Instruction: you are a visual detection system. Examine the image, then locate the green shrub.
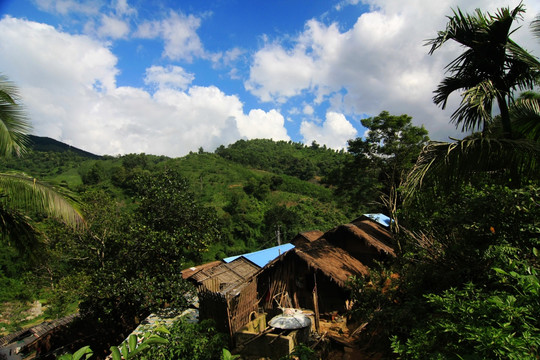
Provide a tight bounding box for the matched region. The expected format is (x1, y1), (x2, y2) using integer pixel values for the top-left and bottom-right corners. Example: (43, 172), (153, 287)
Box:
(140, 319), (226, 360)
(391, 252), (540, 359)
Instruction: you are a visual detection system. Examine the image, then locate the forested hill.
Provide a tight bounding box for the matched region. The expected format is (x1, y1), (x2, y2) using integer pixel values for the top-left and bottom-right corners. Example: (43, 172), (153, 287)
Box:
(0, 137), (362, 259)
(28, 135), (101, 159)
(22, 136), (349, 182)
(215, 139), (348, 180)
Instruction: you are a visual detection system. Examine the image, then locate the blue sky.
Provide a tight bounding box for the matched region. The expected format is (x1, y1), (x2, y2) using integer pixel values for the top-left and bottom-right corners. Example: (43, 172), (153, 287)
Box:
(0, 0), (539, 156)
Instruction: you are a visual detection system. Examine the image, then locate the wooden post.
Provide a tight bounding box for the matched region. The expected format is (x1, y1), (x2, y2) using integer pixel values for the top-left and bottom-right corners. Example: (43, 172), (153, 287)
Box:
(226, 298), (235, 346)
(312, 273), (320, 334)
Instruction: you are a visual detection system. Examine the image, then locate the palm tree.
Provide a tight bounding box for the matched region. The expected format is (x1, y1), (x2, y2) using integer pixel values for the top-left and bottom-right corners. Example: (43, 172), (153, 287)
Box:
(0, 74), (30, 157)
(404, 5), (540, 198)
(0, 74), (83, 252)
(511, 91), (540, 141)
(510, 17), (540, 142)
(427, 3), (539, 138)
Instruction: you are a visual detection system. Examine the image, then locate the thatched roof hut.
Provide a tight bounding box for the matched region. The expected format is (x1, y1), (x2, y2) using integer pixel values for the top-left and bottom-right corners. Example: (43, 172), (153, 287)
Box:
(293, 239), (369, 287)
(314, 216), (395, 266)
(291, 230), (324, 247)
(258, 237), (371, 314)
(262, 215), (396, 313)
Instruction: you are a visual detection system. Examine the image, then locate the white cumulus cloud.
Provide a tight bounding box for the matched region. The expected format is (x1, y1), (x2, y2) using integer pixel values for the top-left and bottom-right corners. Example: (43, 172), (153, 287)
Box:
(247, 0), (540, 141)
(135, 10), (204, 62)
(34, 0), (99, 15)
(0, 16), (289, 157)
(236, 109), (290, 141)
(96, 14), (130, 39)
(300, 112), (357, 150)
(144, 65), (195, 91)
(303, 104), (314, 115)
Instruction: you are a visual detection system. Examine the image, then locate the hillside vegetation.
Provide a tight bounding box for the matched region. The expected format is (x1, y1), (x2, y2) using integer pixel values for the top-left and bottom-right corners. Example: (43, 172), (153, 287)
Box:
(1, 5), (539, 358)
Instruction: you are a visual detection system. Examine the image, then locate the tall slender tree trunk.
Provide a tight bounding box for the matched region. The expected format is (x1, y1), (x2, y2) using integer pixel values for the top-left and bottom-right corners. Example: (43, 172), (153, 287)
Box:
(496, 94), (512, 139)
(496, 94), (521, 187)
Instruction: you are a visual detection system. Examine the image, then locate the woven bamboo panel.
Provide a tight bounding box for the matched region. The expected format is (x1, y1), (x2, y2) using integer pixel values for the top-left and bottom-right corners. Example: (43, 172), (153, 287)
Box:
(228, 280), (258, 335)
(192, 257), (259, 291)
(263, 255), (294, 310)
(201, 277), (220, 292)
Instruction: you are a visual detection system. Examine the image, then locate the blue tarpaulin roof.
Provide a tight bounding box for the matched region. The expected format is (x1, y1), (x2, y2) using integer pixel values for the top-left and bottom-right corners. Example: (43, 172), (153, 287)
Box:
(364, 213), (392, 227)
(223, 243), (295, 268)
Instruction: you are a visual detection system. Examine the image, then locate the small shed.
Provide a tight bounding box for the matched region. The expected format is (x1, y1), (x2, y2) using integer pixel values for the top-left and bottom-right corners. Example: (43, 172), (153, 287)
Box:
(183, 244), (296, 339)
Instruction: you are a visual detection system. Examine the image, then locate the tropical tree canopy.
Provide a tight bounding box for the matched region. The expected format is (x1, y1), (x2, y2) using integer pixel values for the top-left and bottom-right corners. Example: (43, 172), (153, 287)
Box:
(0, 74), (83, 251)
(404, 4), (540, 198)
(0, 74), (31, 157)
(427, 3), (540, 137)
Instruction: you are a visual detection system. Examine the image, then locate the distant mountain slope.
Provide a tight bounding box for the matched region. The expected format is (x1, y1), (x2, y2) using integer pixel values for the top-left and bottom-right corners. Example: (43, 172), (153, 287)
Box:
(28, 135), (101, 159)
(215, 139), (348, 180)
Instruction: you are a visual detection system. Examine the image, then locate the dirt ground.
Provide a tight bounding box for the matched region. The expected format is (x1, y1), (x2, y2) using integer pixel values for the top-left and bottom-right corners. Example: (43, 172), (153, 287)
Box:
(315, 314), (385, 360)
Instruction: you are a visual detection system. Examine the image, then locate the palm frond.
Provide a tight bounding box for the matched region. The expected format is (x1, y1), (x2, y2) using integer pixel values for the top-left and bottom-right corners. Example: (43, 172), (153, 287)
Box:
(0, 173), (84, 229)
(0, 205), (41, 255)
(531, 14), (540, 39)
(433, 74), (476, 109)
(511, 95), (540, 141)
(452, 80), (498, 132)
(505, 40), (540, 87)
(0, 74), (31, 157)
(403, 136), (540, 201)
(489, 2), (525, 39)
(506, 39), (540, 70)
(426, 8), (484, 54)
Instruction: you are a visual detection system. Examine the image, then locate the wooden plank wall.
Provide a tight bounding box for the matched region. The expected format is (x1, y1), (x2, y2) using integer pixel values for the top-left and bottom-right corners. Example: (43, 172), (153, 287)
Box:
(263, 256), (295, 310)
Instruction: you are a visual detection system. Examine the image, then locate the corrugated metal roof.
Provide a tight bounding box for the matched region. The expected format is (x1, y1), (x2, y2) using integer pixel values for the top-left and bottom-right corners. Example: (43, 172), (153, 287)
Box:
(223, 243), (295, 268)
(364, 213), (391, 227)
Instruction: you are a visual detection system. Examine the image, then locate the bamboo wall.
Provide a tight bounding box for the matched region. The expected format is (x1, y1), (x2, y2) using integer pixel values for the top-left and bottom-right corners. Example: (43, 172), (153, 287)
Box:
(198, 279), (258, 342)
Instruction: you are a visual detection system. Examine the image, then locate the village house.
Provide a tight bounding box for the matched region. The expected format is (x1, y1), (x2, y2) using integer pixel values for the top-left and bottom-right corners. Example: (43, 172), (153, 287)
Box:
(182, 214), (396, 357)
(0, 214), (396, 359)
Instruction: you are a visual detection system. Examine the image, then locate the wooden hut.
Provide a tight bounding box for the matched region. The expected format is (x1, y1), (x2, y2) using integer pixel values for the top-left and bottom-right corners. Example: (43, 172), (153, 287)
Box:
(182, 244), (295, 340)
(262, 215), (395, 316)
(258, 239), (369, 316)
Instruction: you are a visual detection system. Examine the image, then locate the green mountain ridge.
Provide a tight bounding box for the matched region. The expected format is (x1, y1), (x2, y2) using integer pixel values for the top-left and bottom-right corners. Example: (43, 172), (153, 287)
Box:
(1, 138), (358, 257)
(28, 135), (101, 159)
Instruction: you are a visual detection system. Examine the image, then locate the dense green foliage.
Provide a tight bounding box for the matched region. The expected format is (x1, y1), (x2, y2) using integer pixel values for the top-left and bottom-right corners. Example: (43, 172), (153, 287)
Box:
(46, 169), (219, 329)
(215, 138), (346, 180)
(347, 4), (540, 359)
(139, 319), (226, 360)
(3, 5), (539, 359)
(326, 111), (429, 219)
(391, 255), (540, 359)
